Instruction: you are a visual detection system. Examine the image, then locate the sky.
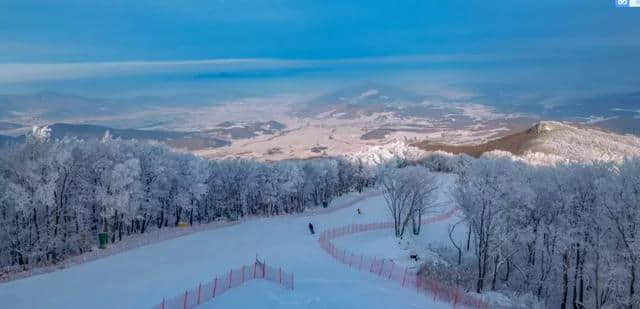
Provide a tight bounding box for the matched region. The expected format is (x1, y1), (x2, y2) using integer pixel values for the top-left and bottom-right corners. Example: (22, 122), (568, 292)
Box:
(0, 0), (639, 99)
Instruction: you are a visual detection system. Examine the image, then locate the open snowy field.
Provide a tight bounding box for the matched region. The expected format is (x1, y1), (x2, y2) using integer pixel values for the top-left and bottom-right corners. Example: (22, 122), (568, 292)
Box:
(0, 175), (458, 309)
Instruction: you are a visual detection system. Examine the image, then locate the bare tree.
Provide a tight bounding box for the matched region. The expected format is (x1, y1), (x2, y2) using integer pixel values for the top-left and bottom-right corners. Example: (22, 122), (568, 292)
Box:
(448, 220), (464, 265)
(410, 172), (439, 235)
(380, 166), (439, 238)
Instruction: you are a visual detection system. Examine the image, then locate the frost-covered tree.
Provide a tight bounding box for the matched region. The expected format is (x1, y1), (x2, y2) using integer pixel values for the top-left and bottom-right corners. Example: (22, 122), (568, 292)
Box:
(435, 156), (640, 308)
(453, 158), (515, 293)
(380, 166), (439, 237)
(0, 127), (378, 272)
(600, 159), (640, 308)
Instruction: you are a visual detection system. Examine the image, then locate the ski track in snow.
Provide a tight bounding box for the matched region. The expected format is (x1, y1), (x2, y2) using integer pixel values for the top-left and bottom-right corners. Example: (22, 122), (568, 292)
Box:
(0, 174), (458, 309)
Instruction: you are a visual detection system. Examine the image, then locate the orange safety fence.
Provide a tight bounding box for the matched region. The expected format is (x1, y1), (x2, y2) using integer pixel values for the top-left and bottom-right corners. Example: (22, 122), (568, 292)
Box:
(151, 258), (294, 309)
(318, 208), (492, 309)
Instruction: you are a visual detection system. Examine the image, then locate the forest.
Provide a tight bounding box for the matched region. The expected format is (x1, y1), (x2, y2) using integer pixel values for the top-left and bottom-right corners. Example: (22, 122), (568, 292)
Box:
(421, 155), (640, 309)
(0, 127), (375, 272)
(3, 127), (640, 309)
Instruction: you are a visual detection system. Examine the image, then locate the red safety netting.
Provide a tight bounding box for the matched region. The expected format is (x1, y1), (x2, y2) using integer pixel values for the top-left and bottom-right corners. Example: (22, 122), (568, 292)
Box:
(318, 208), (492, 309)
(151, 258), (294, 309)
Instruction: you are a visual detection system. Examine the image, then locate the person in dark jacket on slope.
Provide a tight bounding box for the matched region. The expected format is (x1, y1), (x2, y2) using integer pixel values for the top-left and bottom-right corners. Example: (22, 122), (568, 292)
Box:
(308, 222), (315, 234)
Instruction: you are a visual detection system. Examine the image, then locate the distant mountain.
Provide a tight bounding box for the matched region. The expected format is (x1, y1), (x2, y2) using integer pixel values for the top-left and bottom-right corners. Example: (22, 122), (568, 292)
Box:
(412, 121), (640, 163)
(45, 123), (230, 150)
(514, 121), (640, 163)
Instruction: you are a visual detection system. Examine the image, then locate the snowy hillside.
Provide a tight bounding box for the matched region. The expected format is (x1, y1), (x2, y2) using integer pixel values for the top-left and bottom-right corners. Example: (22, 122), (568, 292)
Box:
(413, 121), (640, 165)
(522, 121), (640, 163)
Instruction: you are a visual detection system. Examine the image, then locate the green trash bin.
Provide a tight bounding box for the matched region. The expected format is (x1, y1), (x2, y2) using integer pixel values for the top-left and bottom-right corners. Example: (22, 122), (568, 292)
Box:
(98, 232), (108, 249)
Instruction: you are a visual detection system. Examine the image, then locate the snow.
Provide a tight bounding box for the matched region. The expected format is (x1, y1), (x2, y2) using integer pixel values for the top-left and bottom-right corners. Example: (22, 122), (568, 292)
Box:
(524, 121), (640, 163)
(355, 89), (380, 101)
(483, 121), (640, 165)
(346, 141), (426, 166)
(332, 224), (454, 272)
(0, 175), (459, 309)
(333, 174), (462, 271)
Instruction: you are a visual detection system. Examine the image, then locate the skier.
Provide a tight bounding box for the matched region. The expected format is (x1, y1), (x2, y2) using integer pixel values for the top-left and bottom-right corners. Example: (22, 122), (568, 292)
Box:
(357, 208), (362, 215)
(308, 222), (315, 234)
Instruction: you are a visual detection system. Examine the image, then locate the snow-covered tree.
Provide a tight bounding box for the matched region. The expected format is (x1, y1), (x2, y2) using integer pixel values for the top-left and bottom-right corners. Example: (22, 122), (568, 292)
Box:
(380, 166), (439, 237)
(0, 132), (379, 272)
(439, 156), (640, 308)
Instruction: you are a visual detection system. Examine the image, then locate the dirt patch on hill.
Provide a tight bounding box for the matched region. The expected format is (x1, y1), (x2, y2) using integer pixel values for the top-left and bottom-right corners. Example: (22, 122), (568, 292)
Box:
(411, 126), (542, 157)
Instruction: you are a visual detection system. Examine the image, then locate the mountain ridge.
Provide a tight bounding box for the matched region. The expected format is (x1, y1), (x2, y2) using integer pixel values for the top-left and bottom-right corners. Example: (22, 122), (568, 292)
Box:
(411, 121), (640, 163)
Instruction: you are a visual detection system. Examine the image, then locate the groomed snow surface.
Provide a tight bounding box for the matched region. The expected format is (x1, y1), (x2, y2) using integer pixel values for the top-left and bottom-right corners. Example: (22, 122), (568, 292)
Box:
(0, 174), (460, 309)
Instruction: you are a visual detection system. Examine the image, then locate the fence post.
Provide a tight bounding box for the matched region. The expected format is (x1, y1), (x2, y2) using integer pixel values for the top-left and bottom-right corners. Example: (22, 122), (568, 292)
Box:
(388, 263), (394, 279)
(401, 267), (408, 287)
(379, 259), (385, 276)
(370, 258), (376, 273)
(253, 261), (257, 278)
(279, 267), (282, 284)
(291, 273), (294, 290)
(228, 269), (233, 289)
(433, 281), (437, 300)
(161, 298), (165, 309)
(359, 255), (363, 270)
(264, 261), (267, 279)
(213, 277), (218, 298)
(183, 290), (188, 309)
(349, 253), (354, 267)
(453, 288), (458, 309)
(197, 283), (202, 304)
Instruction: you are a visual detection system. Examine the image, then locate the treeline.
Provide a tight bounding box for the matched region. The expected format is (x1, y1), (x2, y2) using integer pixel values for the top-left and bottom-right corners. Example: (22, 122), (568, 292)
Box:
(0, 128), (376, 271)
(423, 156), (640, 308)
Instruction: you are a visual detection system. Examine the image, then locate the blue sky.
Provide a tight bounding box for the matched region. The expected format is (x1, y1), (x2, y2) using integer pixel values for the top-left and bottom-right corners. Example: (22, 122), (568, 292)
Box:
(0, 0), (639, 98)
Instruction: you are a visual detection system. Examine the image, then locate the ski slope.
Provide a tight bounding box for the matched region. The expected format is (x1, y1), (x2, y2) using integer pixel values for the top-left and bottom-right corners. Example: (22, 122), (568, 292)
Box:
(0, 175), (459, 309)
